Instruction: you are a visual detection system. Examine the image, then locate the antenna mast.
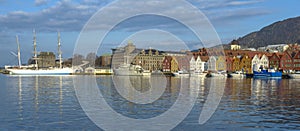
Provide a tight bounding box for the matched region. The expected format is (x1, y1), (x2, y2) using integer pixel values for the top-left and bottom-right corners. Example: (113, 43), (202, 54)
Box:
(33, 29), (38, 69)
(16, 35), (21, 67)
(57, 31), (62, 68)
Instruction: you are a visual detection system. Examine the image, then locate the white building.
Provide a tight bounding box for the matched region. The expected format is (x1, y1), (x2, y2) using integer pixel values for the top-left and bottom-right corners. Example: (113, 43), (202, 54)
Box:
(190, 56), (206, 72)
(207, 56), (217, 71)
(260, 54), (269, 69)
(252, 54), (269, 71)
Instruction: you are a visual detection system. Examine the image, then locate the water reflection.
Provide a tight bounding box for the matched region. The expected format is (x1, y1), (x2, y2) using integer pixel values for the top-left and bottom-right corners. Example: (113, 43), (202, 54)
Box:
(3, 75), (300, 130)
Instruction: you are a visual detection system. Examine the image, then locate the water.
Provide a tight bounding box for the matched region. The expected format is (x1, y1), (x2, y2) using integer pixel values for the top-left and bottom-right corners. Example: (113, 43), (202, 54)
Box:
(1, 74), (300, 130)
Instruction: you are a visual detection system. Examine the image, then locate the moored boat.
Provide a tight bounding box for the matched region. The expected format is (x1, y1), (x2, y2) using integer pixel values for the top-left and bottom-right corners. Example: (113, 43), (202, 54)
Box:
(113, 64), (143, 76)
(230, 71), (246, 78)
(288, 71), (300, 79)
(173, 70), (190, 77)
(6, 31), (74, 75)
(253, 68), (282, 78)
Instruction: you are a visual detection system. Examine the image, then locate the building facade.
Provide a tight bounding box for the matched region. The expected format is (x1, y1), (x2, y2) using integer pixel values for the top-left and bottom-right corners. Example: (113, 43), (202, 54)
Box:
(31, 52), (56, 68)
(133, 49), (165, 71)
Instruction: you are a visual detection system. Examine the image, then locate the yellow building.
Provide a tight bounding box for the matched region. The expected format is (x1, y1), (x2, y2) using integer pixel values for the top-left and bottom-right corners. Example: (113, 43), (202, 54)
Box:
(232, 56), (241, 72)
(170, 57), (179, 72)
(133, 49), (165, 71)
(216, 56), (226, 71)
(240, 55), (252, 73)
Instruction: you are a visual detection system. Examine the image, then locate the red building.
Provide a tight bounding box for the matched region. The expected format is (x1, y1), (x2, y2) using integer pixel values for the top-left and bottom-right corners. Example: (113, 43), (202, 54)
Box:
(162, 56), (172, 72)
(293, 51), (300, 71)
(269, 53), (281, 69)
(226, 56), (233, 72)
(280, 51), (293, 71)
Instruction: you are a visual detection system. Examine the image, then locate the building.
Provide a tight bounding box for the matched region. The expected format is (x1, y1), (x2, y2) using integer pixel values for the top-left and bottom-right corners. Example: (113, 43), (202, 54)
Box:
(252, 54), (269, 71)
(190, 56), (206, 72)
(269, 53), (281, 69)
(252, 55), (260, 71)
(280, 51), (293, 71)
(240, 55), (252, 73)
(170, 57), (179, 72)
(162, 56), (173, 72)
(28, 52), (56, 68)
(226, 56), (233, 72)
(207, 56), (217, 71)
(260, 54), (269, 69)
(111, 41), (140, 69)
(257, 44), (289, 53)
(232, 56), (241, 72)
(216, 56), (226, 71)
(96, 55), (112, 67)
(171, 56), (190, 72)
(293, 51), (300, 71)
(133, 48), (165, 71)
(230, 40), (241, 51)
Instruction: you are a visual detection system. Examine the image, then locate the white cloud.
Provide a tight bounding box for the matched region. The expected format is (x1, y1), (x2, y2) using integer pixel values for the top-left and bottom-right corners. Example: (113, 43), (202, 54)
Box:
(35, 0), (48, 6)
(0, 0), (268, 33)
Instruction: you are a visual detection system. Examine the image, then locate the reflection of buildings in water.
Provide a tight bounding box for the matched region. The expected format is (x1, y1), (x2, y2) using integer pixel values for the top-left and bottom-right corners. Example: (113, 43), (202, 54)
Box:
(189, 76), (202, 97)
(129, 76), (150, 93)
(251, 79), (282, 105)
(97, 76), (113, 97)
(224, 78), (252, 101)
(170, 77), (180, 98)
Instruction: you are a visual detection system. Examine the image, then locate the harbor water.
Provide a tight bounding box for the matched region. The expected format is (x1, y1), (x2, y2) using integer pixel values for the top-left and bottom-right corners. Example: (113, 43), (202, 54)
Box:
(1, 74), (300, 130)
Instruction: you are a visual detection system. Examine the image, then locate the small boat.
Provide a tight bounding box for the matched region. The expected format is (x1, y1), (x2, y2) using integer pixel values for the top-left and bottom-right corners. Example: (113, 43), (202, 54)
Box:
(288, 71), (300, 79)
(190, 70), (206, 77)
(207, 71), (227, 78)
(253, 68), (282, 78)
(230, 71), (246, 78)
(173, 70), (190, 77)
(142, 70), (151, 76)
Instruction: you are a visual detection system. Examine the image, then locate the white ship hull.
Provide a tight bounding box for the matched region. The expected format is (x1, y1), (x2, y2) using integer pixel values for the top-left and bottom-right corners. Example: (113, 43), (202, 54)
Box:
(230, 73), (246, 78)
(113, 69), (143, 76)
(190, 73), (206, 77)
(113, 64), (143, 76)
(210, 73), (227, 77)
(7, 68), (73, 75)
(288, 73), (300, 79)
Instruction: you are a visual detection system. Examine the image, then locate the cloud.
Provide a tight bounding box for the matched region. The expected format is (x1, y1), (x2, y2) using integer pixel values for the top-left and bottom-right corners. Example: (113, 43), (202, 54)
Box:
(0, 0), (105, 32)
(0, 0), (269, 33)
(35, 0), (48, 6)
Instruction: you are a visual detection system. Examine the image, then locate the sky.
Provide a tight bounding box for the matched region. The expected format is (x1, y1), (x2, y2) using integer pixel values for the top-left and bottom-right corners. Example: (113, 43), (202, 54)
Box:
(0, 0), (299, 66)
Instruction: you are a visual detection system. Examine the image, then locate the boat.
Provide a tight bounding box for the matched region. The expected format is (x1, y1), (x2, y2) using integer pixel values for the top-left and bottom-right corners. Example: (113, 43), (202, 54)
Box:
(173, 70), (190, 77)
(288, 71), (300, 79)
(6, 31), (73, 75)
(142, 70), (151, 76)
(190, 70), (206, 77)
(230, 71), (246, 78)
(253, 68), (282, 78)
(113, 64), (144, 76)
(207, 71), (227, 78)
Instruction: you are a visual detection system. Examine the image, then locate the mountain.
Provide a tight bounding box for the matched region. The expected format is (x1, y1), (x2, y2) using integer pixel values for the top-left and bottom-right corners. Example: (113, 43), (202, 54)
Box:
(237, 16), (300, 48)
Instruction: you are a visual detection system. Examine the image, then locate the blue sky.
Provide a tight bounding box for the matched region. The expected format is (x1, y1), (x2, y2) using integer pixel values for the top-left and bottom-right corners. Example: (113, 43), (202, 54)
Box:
(0, 0), (299, 66)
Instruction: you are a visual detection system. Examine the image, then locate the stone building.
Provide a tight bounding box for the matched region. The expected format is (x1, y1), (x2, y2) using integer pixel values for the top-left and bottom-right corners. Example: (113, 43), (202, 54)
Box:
(133, 48), (165, 71)
(28, 52), (56, 68)
(111, 41), (140, 69)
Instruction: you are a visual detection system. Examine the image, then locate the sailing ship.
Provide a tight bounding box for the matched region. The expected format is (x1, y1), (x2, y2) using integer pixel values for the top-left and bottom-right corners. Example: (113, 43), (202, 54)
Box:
(6, 30), (73, 75)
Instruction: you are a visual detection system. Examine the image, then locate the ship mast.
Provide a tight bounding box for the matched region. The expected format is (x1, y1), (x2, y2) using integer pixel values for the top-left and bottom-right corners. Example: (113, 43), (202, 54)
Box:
(33, 29), (38, 70)
(16, 35), (21, 68)
(57, 31), (62, 68)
